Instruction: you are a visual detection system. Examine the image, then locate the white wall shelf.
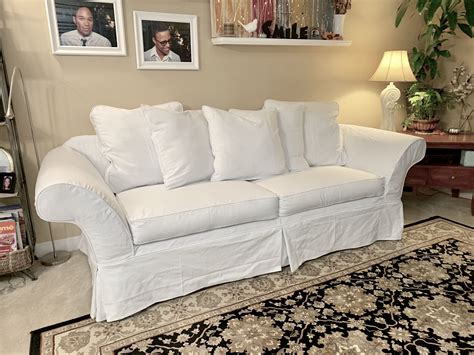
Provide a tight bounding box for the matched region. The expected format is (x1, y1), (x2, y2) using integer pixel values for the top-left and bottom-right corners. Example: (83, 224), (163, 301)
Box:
(211, 37), (352, 46)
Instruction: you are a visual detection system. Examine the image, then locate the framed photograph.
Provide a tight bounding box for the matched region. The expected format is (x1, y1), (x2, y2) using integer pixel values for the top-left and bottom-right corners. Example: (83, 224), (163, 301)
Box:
(45, 0), (126, 56)
(134, 11), (199, 70)
(0, 173), (16, 194)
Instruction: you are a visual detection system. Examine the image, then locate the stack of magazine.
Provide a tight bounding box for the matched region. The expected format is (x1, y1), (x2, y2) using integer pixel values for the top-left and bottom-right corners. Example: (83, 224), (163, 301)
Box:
(0, 204), (27, 255)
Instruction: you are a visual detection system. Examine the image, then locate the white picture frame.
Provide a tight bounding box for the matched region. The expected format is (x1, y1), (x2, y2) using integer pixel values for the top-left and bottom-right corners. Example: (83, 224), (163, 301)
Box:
(45, 0), (126, 56)
(133, 11), (199, 70)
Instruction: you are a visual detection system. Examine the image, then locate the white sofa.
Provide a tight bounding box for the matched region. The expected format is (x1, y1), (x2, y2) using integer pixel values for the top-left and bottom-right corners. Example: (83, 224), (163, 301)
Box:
(35, 101), (426, 322)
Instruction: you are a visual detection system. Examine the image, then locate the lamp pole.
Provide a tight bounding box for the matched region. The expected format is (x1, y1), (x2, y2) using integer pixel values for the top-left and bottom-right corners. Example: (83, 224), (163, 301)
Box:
(1, 61), (70, 266)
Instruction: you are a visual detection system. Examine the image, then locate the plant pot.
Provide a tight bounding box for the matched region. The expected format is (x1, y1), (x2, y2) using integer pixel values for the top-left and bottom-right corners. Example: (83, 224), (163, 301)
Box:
(333, 14), (345, 36)
(412, 118), (440, 134)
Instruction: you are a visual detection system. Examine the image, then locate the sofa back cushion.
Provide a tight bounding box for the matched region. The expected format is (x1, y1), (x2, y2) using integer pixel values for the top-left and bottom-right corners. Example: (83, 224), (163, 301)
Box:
(262, 101), (309, 172)
(202, 106), (287, 181)
(142, 107), (214, 189)
(264, 99), (346, 166)
(304, 103), (346, 166)
(90, 102), (183, 193)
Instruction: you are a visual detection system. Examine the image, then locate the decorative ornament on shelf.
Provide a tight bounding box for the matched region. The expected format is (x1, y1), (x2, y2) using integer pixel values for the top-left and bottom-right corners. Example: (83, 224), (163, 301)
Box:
(370, 50), (417, 131)
(333, 0), (351, 37)
(238, 18), (258, 33)
(449, 65), (473, 132)
(211, 0), (352, 43)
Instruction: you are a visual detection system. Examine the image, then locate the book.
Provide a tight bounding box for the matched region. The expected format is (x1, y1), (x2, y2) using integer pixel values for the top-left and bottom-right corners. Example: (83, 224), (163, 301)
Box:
(0, 219), (17, 255)
(0, 205), (27, 249)
(10, 211), (23, 249)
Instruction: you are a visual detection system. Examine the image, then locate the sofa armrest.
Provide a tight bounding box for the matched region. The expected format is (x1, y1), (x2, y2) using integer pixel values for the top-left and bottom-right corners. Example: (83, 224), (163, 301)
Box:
(340, 125), (426, 199)
(35, 146), (134, 263)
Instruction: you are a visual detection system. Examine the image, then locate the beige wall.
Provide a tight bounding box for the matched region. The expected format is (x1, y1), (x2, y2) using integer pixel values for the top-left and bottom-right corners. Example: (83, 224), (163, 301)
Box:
(0, 0), (435, 244)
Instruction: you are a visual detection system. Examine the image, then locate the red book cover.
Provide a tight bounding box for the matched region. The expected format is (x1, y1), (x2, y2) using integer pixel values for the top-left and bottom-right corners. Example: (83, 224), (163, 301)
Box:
(0, 220), (18, 255)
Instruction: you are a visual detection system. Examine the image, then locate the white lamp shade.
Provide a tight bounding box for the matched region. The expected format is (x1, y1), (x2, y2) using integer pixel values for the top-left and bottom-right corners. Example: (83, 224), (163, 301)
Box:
(369, 50), (416, 82)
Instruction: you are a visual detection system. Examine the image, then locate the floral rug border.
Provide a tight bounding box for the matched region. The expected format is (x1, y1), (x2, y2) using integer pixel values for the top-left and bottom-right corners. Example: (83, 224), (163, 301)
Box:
(29, 216), (473, 355)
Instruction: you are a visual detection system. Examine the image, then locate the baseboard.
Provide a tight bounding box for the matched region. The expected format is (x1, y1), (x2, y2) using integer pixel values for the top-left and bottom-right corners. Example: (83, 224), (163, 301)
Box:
(34, 235), (82, 257)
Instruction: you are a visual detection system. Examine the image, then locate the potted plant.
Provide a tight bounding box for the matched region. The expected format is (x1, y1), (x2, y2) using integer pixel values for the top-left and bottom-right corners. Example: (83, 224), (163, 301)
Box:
(403, 84), (453, 133)
(332, 0), (351, 37)
(396, 0), (473, 132)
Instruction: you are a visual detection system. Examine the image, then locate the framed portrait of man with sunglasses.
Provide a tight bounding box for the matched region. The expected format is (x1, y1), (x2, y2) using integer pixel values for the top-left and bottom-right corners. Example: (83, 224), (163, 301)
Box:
(134, 11), (199, 70)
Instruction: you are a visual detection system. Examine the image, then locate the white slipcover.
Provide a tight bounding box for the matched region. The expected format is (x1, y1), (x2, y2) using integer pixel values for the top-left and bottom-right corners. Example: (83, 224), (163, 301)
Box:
(263, 99), (346, 166)
(143, 108), (214, 189)
(90, 102), (183, 193)
(255, 166), (384, 216)
(341, 125), (426, 199)
(35, 125), (426, 322)
(64, 135), (110, 179)
(261, 102), (309, 171)
(116, 181), (279, 244)
(202, 106), (287, 181)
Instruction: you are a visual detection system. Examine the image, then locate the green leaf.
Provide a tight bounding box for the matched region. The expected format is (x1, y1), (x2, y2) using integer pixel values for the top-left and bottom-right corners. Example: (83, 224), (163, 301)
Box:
(417, 0), (429, 12)
(427, 0), (442, 21)
(434, 26), (444, 39)
(458, 22), (473, 36)
(465, 0), (474, 26)
(438, 49), (451, 57)
(411, 52), (421, 62)
(441, 0), (450, 12)
(429, 59), (438, 79)
(413, 55), (425, 76)
(396, 0), (411, 27)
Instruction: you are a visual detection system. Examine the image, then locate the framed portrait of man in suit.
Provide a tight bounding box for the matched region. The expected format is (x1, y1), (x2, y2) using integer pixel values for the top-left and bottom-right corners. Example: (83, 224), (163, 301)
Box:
(134, 11), (199, 70)
(45, 0), (126, 56)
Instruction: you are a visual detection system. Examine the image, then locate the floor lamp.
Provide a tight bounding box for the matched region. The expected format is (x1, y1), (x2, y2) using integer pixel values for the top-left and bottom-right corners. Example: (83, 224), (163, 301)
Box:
(5, 66), (71, 266)
(370, 50), (417, 131)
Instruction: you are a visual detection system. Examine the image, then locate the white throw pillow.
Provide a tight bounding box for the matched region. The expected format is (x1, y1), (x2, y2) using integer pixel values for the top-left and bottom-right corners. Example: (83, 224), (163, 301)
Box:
(142, 107), (214, 189)
(305, 104), (346, 166)
(90, 102), (183, 193)
(202, 106), (287, 181)
(262, 101), (309, 171)
(264, 99), (346, 166)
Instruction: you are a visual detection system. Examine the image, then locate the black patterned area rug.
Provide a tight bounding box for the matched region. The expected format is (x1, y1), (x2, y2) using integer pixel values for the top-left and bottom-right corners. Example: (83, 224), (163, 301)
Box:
(30, 217), (473, 354)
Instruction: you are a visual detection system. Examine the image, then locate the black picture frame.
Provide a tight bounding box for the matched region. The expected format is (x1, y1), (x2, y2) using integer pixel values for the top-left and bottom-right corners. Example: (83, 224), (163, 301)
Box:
(0, 173), (16, 193)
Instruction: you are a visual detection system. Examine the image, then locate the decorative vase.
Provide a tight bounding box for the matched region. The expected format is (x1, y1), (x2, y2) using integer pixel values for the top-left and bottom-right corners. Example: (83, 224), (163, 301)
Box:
(412, 119), (440, 134)
(333, 14), (345, 36)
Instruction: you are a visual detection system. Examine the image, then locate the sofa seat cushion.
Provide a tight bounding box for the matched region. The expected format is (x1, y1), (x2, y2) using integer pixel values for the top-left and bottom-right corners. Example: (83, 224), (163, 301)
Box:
(255, 166), (384, 216)
(116, 181), (279, 244)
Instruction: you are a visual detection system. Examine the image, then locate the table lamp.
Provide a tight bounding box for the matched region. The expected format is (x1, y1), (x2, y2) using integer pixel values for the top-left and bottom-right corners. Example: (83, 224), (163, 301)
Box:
(5, 66), (71, 266)
(370, 50), (417, 131)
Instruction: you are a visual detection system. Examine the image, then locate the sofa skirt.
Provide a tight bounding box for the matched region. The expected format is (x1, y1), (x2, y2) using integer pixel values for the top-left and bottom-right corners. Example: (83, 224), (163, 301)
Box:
(88, 197), (403, 322)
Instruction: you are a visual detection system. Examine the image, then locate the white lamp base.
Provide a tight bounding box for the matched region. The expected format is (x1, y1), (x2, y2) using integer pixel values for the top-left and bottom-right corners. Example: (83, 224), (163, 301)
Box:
(379, 82), (401, 131)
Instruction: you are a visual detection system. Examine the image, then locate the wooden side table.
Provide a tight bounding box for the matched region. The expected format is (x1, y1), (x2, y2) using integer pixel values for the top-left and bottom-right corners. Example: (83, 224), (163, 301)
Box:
(403, 131), (474, 216)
